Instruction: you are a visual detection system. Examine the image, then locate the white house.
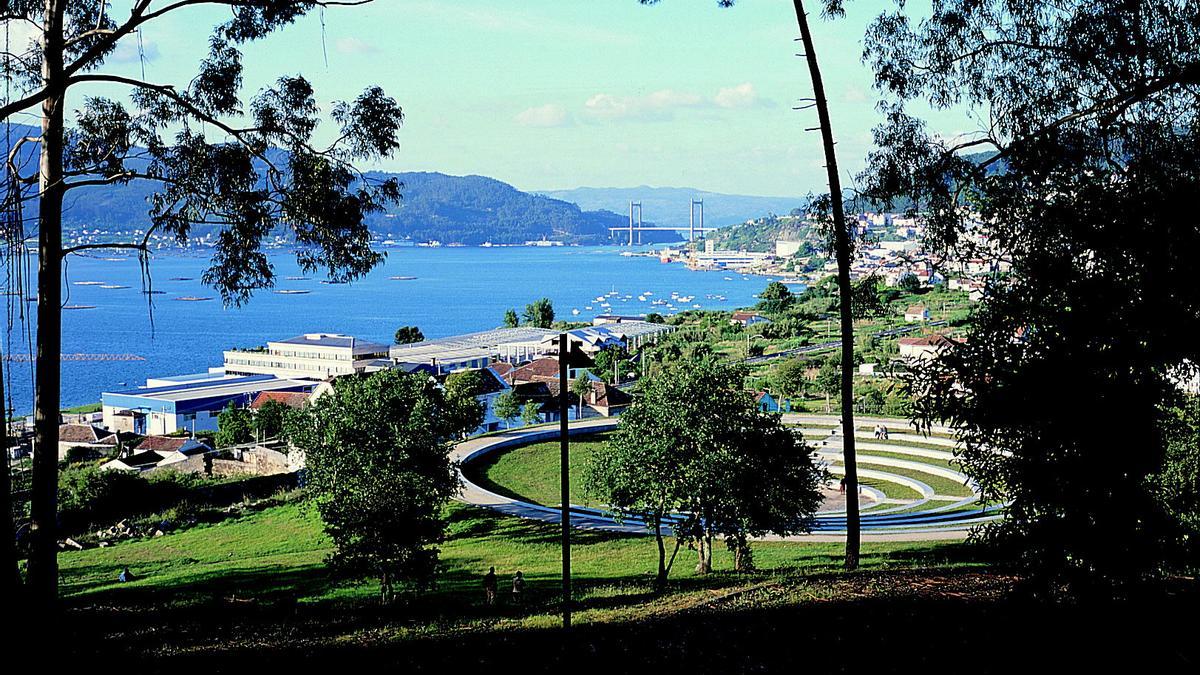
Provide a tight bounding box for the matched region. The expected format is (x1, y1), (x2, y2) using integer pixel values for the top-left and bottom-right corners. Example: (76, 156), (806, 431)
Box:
(904, 305), (930, 322)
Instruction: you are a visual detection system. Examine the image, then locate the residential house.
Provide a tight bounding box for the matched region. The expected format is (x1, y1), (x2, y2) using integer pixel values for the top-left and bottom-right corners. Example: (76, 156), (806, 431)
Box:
(506, 357), (596, 384)
(579, 381), (633, 417)
(249, 390), (311, 411)
(904, 305), (930, 322)
(56, 424), (119, 460)
(898, 334), (964, 359)
(750, 391), (781, 413)
(101, 436), (213, 473)
(730, 311), (772, 328)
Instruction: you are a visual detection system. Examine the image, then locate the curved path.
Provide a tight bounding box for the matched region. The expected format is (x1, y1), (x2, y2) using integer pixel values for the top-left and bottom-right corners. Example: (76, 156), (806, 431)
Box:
(451, 415), (1002, 542)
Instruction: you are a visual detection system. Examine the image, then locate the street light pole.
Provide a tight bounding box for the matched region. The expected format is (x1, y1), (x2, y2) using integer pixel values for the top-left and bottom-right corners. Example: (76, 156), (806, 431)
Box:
(558, 333), (572, 630)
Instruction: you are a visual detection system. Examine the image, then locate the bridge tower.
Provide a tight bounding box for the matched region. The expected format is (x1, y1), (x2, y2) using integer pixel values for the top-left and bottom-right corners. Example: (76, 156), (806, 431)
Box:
(627, 201), (643, 245)
(689, 199), (704, 243)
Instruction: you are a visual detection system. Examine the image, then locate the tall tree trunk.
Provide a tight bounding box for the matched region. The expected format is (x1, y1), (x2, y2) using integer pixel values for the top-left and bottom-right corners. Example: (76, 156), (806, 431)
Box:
(792, 0), (860, 569)
(654, 514), (667, 591)
(28, 0), (67, 610)
(695, 526), (713, 574)
(1, 348), (19, 596)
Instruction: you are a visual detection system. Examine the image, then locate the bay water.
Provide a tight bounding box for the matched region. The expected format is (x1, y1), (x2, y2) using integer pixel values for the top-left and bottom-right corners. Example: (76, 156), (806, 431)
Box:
(2, 245), (773, 415)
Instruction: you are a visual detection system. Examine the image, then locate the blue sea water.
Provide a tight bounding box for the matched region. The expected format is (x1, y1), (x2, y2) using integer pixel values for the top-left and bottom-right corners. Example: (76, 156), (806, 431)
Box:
(2, 245), (774, 415)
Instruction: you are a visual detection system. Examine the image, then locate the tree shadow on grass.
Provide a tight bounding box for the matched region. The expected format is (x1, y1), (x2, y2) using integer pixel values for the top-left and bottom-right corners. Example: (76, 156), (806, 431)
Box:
(67, 571), (1200, 674)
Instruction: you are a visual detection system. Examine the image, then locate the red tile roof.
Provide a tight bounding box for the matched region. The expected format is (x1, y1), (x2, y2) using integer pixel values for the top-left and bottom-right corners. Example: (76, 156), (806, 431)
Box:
(58, 424), (114, 445)
(899, 334), (963, 348)
(250, 391), (310, 410)
(137, 436), (193, 454)
(586, 382), (632, 409)
(508, 357), (562, 383)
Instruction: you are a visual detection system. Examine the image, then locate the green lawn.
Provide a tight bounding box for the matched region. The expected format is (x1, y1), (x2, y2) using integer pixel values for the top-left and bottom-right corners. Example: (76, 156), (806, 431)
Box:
(857, 461), (975, 498)
(465, 433), (611, 507)
(59, 498), (978, 629)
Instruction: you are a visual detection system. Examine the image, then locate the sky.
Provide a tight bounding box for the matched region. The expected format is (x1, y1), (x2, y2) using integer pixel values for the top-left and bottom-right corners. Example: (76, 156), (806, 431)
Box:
(14, 1), (968, 198)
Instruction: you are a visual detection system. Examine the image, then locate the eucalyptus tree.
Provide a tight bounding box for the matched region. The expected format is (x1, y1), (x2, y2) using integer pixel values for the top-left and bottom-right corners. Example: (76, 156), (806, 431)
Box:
(641, 0), (864, 569)
(859, 0), (1200, 597)
(1, 1), (402, 607)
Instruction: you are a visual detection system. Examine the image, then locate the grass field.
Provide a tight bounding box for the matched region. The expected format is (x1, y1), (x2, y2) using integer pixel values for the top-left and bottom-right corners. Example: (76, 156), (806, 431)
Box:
(465, 433), (611, 507)
(60, 499), (975, 624)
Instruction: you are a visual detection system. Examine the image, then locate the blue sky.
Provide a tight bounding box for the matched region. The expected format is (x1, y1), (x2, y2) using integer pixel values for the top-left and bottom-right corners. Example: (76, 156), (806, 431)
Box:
(60, 1), (965, 197)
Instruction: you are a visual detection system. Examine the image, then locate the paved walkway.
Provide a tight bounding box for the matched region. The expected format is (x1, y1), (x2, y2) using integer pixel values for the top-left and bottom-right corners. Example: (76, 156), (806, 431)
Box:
(451, 416), (996, 543)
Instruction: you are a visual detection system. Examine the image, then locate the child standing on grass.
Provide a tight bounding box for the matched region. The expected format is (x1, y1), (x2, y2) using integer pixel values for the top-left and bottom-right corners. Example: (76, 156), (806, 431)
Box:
(511, 570), (525, 606)
(483, 566), (498, 606)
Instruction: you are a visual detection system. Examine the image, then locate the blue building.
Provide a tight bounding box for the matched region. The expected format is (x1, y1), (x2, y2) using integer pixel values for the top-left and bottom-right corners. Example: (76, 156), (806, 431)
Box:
(102, 374), (317, 436)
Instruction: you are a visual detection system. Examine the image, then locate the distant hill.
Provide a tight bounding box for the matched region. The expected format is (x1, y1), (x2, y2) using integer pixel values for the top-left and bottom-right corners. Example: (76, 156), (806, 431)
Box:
(363, 172), (678, 245)
(3, 124), (678, 245)
(538, 186), (806, 229)
(708, 215), (815, 253)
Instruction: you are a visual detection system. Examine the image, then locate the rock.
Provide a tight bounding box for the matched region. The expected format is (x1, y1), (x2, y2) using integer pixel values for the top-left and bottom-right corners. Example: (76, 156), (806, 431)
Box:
(153, 529), (164, 537)
(63, 538), (84, 550)
(98, 541), (109, 548)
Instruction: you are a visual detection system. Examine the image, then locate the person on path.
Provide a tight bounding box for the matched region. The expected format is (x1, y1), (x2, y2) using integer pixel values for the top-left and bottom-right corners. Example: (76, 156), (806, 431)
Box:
(881, 425), (889, 440)
(483, 566), (498, 606)
(512, 570), (526, 606)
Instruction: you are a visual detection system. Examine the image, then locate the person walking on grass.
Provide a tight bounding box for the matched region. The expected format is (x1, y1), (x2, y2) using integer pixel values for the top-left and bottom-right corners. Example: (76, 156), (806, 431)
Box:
(483, 566), (498, 607)
(512, 570), (526, 606)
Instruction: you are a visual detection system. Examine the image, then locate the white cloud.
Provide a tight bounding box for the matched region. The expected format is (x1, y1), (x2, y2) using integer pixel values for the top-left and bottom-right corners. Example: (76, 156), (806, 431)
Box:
(583, 88), (704, 121)
(583, 83), (770, 121)
(714, 82), (759, 108)
(515, 104), (570, 128)
(335, 37), (379, 56)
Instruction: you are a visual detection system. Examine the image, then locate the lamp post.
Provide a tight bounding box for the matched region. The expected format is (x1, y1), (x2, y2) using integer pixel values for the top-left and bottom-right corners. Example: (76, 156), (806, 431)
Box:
(554, 334), (594, 630)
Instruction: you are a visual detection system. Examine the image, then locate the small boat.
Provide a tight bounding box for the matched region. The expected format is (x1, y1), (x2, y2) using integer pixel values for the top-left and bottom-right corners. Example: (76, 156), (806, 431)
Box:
(571, 309), (580, 315)
(723, 276), (733, 281)
(73, 281), (104, 286)
(99, 284), (129, 289)
(169, 277), (193, 281)
(143, 290), (166, 295)
(585, 306), (593, 310)
(274, 289), (310, 295)
(175, 296), (212, 302)
(390, 276), (417, 281)
(63, 304), (97, 310)
(320, 280), (347, 285)
(285, 276), (310, 281)
(693, 304), (702, 309)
